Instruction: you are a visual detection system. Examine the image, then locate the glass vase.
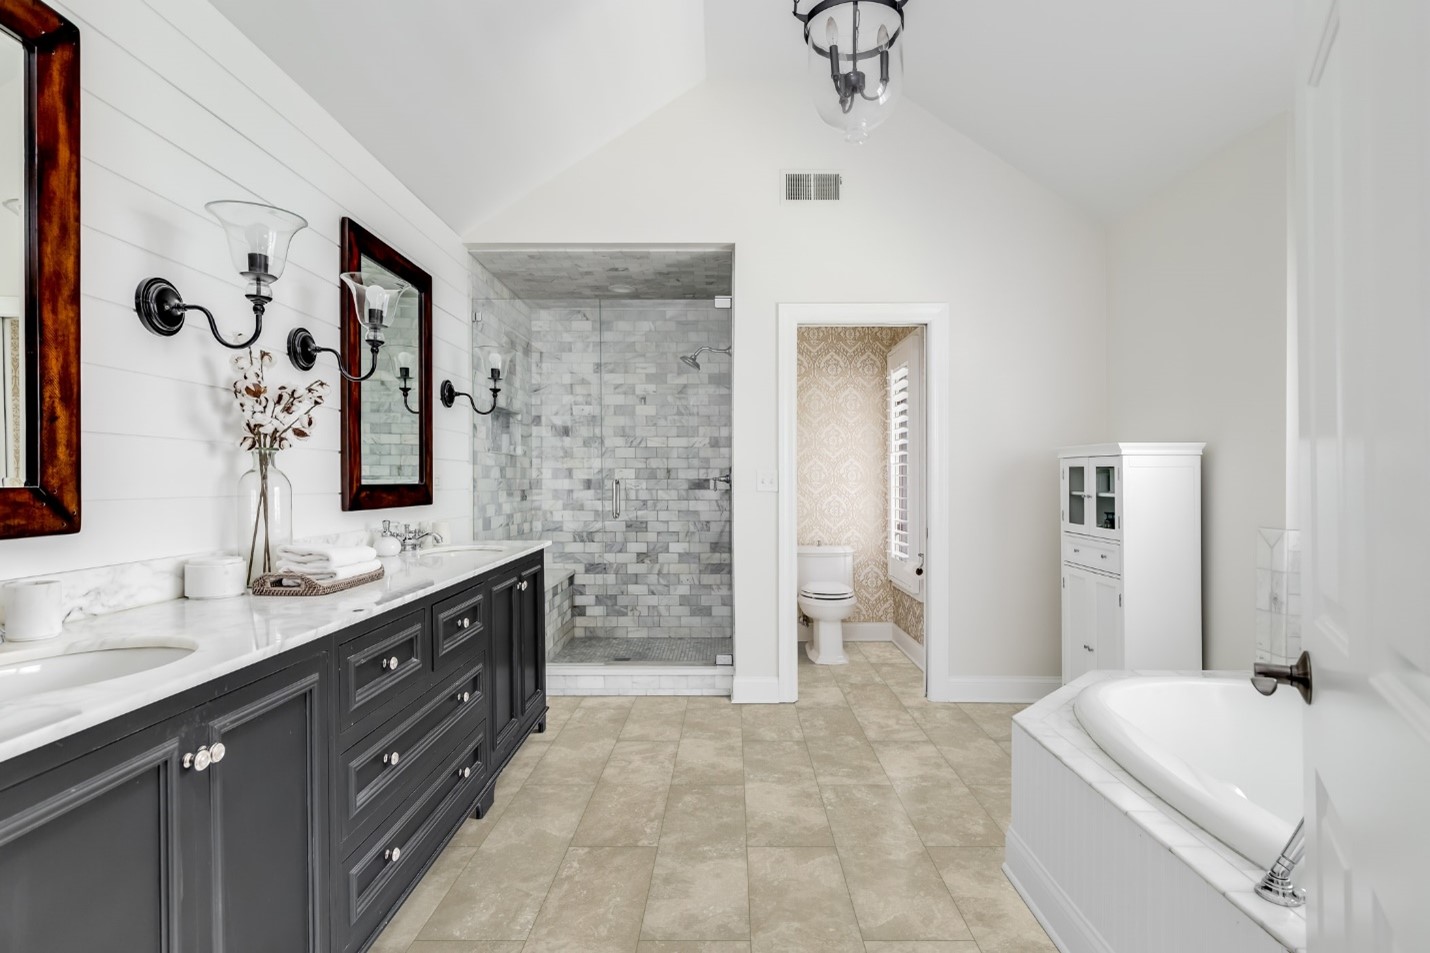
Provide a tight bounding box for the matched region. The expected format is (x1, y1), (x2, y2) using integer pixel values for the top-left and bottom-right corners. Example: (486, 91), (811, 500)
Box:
(237, 447), (292, 584)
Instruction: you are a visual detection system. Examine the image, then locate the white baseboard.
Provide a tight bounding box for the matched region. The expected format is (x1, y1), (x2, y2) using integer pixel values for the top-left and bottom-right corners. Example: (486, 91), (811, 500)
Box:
(731, 675), (781, 704)
(928, 675), (1060, 703)
(891, 625), (925, 671)
(1003, 826), (1104, 953)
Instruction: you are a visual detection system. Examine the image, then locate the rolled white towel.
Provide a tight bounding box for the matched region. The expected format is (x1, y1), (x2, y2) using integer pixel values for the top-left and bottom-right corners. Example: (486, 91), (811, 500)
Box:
(275, 559), (384, 583)
(276, 544), (377, 569)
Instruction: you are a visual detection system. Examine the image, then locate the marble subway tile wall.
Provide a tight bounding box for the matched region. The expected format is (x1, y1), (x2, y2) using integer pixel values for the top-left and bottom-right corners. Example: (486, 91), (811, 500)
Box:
(359, 291), (422, 484)
(1255, 528), (1302, 665)
(470, 261), (539, 539)
(532, 301), (733, 640)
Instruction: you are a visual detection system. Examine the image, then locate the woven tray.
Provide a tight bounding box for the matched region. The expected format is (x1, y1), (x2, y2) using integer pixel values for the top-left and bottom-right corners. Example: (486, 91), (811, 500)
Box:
(250, 566), (385, 597)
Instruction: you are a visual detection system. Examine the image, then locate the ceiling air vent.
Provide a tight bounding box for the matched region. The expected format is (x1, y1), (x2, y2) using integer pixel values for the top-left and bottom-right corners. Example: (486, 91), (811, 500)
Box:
(783, 171), (843, 203)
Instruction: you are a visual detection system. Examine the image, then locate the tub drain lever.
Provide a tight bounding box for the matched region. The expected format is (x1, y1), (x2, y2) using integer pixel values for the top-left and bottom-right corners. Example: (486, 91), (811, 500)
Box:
(1251, 650), (1313, 705)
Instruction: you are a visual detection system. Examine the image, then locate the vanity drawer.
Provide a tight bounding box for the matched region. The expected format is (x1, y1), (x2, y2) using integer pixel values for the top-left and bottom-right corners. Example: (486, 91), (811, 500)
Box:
(432, 585), (486, 675)
(1063, 536), (1121, 575)
(336, 661), (486, 849)
(338, 609), (430, 740)
(336, 724), (489, 953)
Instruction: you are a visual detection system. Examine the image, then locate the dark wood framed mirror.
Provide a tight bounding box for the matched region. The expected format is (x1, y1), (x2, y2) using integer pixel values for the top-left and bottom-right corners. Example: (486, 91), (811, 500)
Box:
(339, 217), (433, 511)
(0, 0), (79, 539)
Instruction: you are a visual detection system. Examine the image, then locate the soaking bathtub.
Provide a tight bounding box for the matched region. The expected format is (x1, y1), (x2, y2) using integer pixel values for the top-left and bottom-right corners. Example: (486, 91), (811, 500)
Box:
(1074, 675), (1302, 869)
(1005, 673), (1307, 953)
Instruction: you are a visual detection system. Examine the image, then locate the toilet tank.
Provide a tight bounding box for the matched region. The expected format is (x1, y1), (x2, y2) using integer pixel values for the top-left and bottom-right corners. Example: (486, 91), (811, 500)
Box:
(797, 545), (854, 589)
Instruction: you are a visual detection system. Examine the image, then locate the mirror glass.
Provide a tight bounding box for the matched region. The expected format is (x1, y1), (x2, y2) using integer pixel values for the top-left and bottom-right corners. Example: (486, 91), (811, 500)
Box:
(358, 255), (422, 485)
(0, 36), (24, 488)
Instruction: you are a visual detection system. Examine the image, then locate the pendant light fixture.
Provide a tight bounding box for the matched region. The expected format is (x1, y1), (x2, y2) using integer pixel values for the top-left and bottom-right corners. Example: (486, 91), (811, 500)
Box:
(792, 0), (908, 143)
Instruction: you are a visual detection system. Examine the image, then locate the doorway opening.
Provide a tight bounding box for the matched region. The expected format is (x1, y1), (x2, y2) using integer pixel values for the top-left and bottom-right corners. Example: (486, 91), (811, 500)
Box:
(776, 304), (952, 703)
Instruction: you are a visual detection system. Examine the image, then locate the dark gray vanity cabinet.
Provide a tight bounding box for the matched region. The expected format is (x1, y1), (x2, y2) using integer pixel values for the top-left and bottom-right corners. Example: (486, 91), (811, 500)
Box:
(0, 552), (547, 953)
(0, 654), (327, 953)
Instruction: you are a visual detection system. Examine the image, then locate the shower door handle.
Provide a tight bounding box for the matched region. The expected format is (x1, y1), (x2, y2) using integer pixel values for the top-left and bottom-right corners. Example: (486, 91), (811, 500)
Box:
(612, 480), (622, 519)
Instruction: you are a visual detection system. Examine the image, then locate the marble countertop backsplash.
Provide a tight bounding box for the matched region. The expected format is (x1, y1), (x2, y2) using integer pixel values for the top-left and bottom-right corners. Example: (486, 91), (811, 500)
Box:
(0, 542), (550, 765)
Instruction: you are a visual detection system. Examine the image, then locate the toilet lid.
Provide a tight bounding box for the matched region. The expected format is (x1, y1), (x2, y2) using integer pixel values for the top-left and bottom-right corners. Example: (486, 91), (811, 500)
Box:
(799, 582), (854, 600)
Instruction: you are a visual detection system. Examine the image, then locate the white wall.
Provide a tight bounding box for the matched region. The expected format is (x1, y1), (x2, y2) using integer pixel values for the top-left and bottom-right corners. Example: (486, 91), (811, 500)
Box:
(0, 0), (473, 580)
(1107, 117), (1290, 670)
(469, 81), (1110, 695)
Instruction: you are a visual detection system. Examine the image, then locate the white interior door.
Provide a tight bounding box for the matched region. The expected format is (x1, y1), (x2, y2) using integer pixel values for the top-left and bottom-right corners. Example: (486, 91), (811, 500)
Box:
(1297, 0), (1430, 948)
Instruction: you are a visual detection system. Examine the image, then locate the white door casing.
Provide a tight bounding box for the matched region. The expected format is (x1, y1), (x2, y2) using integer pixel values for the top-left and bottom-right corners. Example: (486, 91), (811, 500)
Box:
(1296, 0), (1430, 948)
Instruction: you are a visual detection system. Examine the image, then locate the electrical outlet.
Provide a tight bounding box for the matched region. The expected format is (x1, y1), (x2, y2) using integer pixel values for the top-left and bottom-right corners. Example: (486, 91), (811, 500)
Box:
(757, 470), (778, 492)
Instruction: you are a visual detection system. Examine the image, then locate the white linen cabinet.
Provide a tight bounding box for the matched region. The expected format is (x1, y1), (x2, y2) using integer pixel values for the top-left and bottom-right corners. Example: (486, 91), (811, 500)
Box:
(1059, 443), (1205, 682)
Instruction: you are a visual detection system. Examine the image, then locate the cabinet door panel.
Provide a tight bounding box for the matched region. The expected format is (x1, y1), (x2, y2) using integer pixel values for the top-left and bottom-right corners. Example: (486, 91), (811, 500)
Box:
(194, 657), (327, 953)
(489, 570), (520, 755)
(1062, 567), (1096, 683)
(518, 561), (545, 719)
(0, 722), (189, 953)
(1092, 573), (1124, 669)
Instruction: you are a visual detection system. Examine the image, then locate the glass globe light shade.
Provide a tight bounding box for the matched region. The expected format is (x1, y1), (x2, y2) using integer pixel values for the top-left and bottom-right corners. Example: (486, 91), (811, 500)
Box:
(805, 1), (905, 143)
(205, 200), (308, 292)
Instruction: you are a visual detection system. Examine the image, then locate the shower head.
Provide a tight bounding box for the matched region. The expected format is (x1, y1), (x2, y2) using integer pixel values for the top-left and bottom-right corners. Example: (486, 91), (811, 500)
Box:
(678, 345), (732, 371)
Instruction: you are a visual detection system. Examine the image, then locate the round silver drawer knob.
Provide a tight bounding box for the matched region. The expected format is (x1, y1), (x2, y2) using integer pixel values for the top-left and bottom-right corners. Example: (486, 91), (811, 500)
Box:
(384, 847), (401, 863)
(184, 747), (212, 772)
(383, 750), (401, 766)
(460, 767), (472, 779)
(380, 655), (401, 671)
(209, 742), (227, 764)
(457, 691), (471, 703)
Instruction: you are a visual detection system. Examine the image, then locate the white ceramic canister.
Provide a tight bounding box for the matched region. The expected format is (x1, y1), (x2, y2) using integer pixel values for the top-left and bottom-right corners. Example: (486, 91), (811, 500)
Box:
(184, 556), (248, 599)
(1, 579), (66, 642)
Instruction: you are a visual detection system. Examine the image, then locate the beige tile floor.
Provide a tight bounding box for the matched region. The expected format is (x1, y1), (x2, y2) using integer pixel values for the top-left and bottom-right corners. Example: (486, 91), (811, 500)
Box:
(372, 643), (1056, 953)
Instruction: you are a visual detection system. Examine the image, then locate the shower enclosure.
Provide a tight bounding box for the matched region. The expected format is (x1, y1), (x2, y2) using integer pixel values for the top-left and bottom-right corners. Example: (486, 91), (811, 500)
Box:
(528, 298), (733, 664)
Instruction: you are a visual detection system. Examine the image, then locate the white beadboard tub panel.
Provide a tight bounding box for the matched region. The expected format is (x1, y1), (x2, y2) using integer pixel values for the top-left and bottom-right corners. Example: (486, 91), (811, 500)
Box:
(1008, 722), (1298, 953)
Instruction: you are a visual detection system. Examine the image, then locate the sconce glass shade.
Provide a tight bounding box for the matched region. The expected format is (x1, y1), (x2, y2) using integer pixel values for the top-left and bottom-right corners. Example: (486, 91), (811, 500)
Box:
(395, 350), (416, 381)
(476, 345), (516, 388)
(205, 200), (308, 293)
(804, 1), (905, 143)
(340, 271), (411, 345)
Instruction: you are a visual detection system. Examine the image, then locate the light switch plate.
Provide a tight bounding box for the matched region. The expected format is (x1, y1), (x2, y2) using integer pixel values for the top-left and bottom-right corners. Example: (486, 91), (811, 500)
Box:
(757, 470), (778, 492)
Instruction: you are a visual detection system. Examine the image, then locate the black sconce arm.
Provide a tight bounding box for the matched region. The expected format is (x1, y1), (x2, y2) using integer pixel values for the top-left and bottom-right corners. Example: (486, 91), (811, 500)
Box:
(286, 327), (380, 382)
(134, 277), (267, 350)
(440, 379), (501, 416)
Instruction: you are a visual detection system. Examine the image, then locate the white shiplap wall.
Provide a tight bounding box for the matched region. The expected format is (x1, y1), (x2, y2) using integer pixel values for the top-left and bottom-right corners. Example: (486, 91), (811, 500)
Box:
(0, 0), (474, 579)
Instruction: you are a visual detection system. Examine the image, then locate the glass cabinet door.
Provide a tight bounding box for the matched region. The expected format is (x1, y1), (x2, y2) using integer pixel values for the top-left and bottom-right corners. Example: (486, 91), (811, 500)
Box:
(1062, 458), (1091, 533)
(1090, 457), (1121, 539)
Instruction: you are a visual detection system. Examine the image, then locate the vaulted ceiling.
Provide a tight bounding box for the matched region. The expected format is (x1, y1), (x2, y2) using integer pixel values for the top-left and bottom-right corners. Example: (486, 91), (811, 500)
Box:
(212, 0), (1294, 231)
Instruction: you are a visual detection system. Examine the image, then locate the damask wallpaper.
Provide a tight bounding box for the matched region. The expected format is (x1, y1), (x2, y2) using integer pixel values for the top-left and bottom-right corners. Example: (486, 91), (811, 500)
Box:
(797, 326), (925, 642)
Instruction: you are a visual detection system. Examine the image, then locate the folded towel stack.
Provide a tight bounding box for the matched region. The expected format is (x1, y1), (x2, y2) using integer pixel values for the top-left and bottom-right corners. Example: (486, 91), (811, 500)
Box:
(276, 544), (382, 582)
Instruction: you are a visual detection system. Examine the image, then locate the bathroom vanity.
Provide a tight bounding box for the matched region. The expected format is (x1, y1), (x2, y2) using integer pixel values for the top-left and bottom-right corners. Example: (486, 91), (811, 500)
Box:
(0, 545), (547, 953)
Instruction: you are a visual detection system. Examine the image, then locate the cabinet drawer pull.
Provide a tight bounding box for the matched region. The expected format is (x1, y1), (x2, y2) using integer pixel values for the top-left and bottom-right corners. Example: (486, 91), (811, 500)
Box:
(1099, 554), (1108, 560)
(1072, 547), (1081, 553)
(209, 742), (227, 764)
(456, 691), (471, 703)
(459, 766), (472, 779)
(383, 750), (402, 766)
(379, 655), (401, 671)
(384, 847), (401, 863)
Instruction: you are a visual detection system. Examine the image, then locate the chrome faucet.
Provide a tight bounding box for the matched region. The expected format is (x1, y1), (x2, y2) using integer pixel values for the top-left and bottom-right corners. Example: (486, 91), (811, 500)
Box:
(1256, 818), (1307, 907)
(381, 520), (444, 554)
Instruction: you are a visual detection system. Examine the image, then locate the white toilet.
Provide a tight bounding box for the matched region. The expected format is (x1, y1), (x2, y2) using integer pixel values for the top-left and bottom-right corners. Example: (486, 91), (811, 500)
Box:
(797, 545), (856, 665)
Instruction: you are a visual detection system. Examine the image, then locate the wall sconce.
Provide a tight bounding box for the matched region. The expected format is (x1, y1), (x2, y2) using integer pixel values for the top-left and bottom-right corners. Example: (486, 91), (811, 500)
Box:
(134, 200), (308, 349)
(441, 346), (514, 416)
(395, 351), (420, 415)
(287, 272), (411, 381)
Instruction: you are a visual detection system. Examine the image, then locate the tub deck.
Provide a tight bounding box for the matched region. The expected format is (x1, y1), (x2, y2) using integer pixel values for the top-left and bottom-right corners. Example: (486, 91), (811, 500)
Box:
(1006, 671), (1306, 953)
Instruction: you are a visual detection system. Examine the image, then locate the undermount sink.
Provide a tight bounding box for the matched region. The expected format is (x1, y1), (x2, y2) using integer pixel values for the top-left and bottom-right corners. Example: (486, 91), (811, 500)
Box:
(0, 646), (194, 701)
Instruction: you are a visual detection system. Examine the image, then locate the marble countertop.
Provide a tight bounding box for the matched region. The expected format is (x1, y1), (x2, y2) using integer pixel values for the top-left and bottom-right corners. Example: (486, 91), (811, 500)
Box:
(0, 542), (550, 765)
